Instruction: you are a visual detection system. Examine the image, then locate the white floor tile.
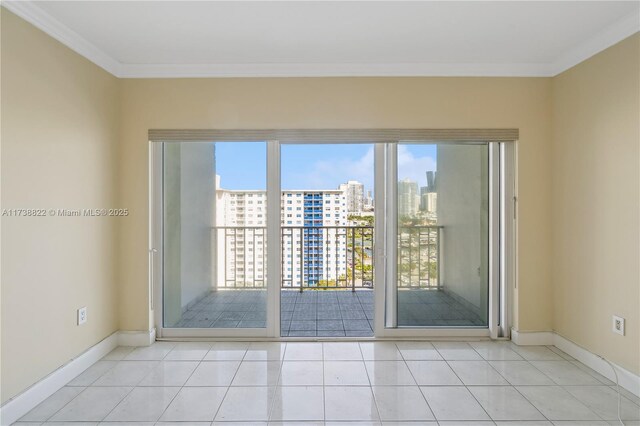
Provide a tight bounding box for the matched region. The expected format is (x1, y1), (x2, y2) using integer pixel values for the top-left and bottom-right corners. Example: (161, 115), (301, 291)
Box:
(325, 423), (381, 426)
(323, 342), (364, 360)
(67, 361), (117, 386)
(470, 342), (524, 361)
(104, 386), (179, 421)
(164, 342), (212, 361)
(279, 361), (324, 385)
(124, 342), (176, 360)
(49, 387), (132, 421)
(159, 387), (227, 421)
(420, 386), (490, 421)
(530, 361), (604, 385)
(448, 360), (509, 385)
(244, 342), (287, 361)
(92, 361), (158, 386)
(563, 385), (640, 420)
(405, 360), (462, 385)
(469, 386), (546, 421)
(204, 342), (249, 360)
(364, 361), (416, 385)
(232, 361), (282, 386)
(215, 387), (275, 421)
(101, 346), (134, 361)
(270, 386), (324, 421)
(396, 342), (442, 361)
(510, 345), (564, 361)
(359, 342), (403, 360)
(212, 423), (268, 426)
(324, 386), (380, 421)
(570, 361), (616, 386)
(138, 361), (198, 386)
(515, 386), (601, 420)
(324, 361), (370, 385)
(284, 343), (323, 360)
(438, 422), (495, 426)
(547, 346), (576, 361)
(489, 361), (556, 385)
(617, 386), (640, 406)
(97, 422), (155, 426)
(433, 342), (483, 360)
(16, 339), (630, 426)
(381, 422), (437, 426)
(20, 387), (85, 421)
(185, 361), (240, 386)
(372, 386), (435, 421)
(158, 423), (212, 426)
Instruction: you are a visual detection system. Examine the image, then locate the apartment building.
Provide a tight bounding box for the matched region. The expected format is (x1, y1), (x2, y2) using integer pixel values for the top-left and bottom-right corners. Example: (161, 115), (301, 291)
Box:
(338, 180), (365, 213)
(215, 180), (348, 288)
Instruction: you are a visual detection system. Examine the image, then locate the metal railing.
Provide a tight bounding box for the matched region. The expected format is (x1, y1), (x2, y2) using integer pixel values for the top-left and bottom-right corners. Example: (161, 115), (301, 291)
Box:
(212, 225), (441, 291)
(397, 225), (442, 289)
(281, 226), (373, 292)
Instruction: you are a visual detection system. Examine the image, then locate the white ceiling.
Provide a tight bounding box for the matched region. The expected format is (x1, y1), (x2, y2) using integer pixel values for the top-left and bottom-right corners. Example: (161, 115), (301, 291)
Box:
(4, 1), (640, 77)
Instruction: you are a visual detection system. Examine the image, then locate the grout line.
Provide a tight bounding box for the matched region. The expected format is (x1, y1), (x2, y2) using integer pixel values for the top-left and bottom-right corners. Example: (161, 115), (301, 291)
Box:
(153, 349), (203, 422)
(434, 345), (495, 422)
(399, 341), (437, 422)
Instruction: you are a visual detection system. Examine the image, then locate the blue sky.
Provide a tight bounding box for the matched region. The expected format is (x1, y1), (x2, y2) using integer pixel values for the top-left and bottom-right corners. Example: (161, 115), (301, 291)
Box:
(215, 142), (437, 192)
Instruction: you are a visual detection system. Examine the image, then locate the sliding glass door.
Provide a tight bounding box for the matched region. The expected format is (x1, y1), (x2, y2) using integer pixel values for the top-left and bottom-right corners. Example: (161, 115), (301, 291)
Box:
(395, 142), (489, 328)
(156, 141), (278, 337)
(152, 136), (513, 339)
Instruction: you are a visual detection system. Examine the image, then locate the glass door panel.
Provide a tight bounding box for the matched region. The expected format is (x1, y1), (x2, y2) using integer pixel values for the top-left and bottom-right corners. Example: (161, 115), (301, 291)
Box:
(395, 142), (489, 328)
(280, 143), (375, 337)
(162, 141), (268, 330)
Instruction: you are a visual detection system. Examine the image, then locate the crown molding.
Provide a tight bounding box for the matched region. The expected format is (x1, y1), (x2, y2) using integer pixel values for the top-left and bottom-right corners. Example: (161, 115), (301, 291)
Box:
(118, 61), (555, 78)
(2, 1), (638, 79)
(549, 11), (640, 76)
(1, 0), (122, 76)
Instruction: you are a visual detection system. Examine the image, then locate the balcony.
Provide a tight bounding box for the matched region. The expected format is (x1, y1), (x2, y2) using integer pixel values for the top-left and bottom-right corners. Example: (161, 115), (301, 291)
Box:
(168, 225), (484, 335)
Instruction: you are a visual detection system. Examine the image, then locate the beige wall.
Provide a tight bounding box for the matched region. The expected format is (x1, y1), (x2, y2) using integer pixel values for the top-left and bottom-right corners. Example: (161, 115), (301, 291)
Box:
(551, 33), (640, 374)
(118, 77), (554, 333)
(1, 10), (120, 403)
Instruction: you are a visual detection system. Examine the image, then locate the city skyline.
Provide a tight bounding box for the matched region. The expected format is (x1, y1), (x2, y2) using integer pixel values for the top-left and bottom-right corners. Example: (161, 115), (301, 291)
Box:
(214, 142), (438, 192)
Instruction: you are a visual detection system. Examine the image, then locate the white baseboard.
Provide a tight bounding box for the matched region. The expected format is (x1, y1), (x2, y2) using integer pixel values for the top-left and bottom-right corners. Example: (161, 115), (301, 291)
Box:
(117, 328), (156, 346)
(511, 328), (555, 345)
(0, 332), (119, 426)
(0, 328), (156, 425)
(553, 333), (640, 398)
(511, 328), (640, 398)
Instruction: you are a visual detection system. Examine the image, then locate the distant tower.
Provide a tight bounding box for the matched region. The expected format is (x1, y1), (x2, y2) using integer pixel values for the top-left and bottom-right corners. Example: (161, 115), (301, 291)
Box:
(426, 171), (436, 192)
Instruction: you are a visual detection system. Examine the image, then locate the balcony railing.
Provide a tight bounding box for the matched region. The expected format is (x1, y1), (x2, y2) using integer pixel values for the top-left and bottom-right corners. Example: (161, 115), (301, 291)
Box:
(212, 225), (441, 291)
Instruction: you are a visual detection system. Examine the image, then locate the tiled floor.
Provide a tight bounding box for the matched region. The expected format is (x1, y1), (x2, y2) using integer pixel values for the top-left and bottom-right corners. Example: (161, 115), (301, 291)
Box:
(15, 341), (640, 425)
(173, 289), (485, 337)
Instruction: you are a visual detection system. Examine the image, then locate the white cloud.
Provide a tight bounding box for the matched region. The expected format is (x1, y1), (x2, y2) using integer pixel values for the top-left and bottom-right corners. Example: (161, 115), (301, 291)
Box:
(397, 145), (437, 187)
(284, 145), (436, 191)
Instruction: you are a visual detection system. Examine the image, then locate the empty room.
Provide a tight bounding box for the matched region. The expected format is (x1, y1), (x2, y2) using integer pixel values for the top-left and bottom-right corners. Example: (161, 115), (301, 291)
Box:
(1, 1), (639, 424)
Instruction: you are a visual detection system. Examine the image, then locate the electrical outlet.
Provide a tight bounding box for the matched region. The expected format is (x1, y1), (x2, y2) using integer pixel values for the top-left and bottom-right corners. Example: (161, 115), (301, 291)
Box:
(612, 315), (624, 336)
(78, 307), (87, 325)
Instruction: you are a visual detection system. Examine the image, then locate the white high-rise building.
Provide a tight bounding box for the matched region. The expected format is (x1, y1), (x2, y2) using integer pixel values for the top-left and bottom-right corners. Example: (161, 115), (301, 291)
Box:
(215, 177), (348, 288)
(398, 178), (420, 217)
(338, 180), (365, 213)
